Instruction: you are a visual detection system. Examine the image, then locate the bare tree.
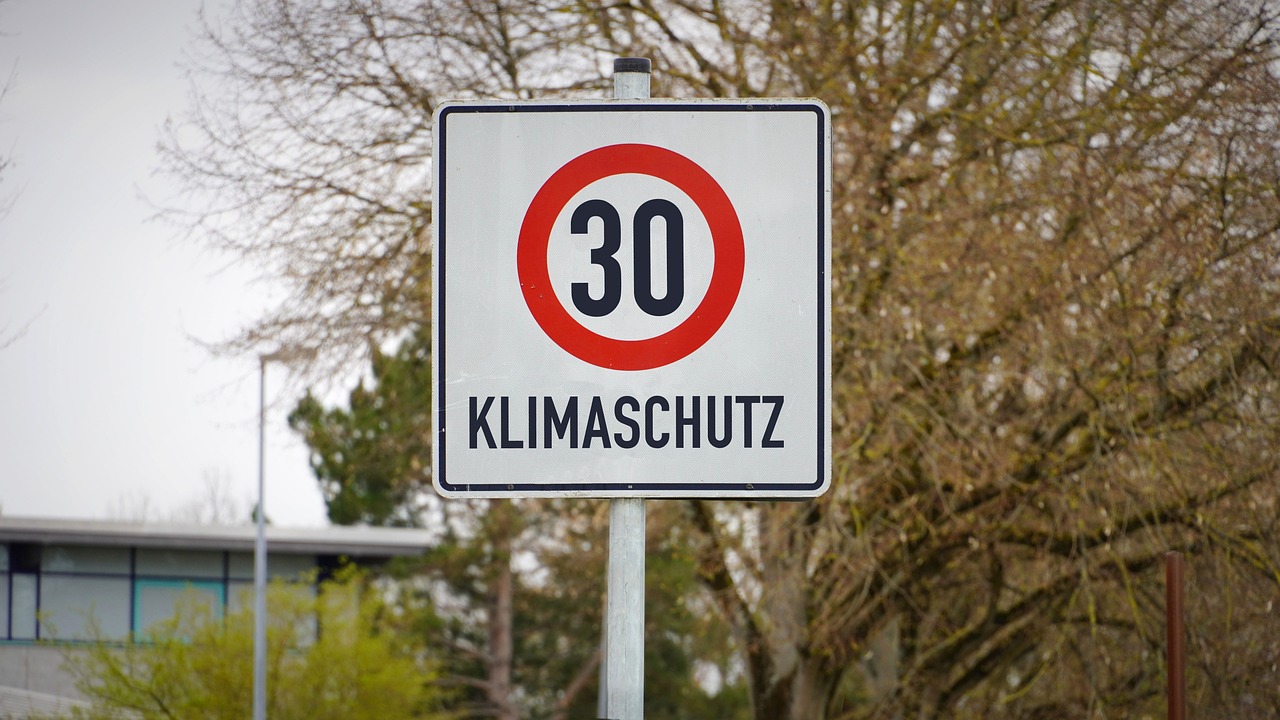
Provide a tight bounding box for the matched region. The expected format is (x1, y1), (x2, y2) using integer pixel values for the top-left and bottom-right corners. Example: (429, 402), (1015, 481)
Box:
(104, 489), (155, 524)
(623, 1), (1280, 716)
(168, 468), (253, 525)
(164, 1), (1280, 718)
(106, 469), (251, 526)
(161, 0), (610, 371)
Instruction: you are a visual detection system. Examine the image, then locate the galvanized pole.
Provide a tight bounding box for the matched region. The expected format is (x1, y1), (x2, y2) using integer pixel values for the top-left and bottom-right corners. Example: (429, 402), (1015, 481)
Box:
(253, 346), (314, 720)
(254, 357), (268, 720)
(603, 57), (651, 720)
(1166, 551), (1186, 720)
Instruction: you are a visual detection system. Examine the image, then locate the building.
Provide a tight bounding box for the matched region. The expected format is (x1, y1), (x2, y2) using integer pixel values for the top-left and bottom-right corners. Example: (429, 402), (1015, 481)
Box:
(0, 515), (431, 710)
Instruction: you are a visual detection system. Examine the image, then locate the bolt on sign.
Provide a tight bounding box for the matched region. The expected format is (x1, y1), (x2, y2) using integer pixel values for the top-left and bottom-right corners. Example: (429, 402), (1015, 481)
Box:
(432, 100), (831, 498)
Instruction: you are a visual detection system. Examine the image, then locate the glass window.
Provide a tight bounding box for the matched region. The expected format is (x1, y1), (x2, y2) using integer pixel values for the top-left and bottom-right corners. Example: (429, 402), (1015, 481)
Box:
(42, 545), (130, 574)
(225, 581), (318, 644)
(228, 552), (317, 580)
(134, 580), (225, 635)
(0, 543), (9, 571)
(10, 544), (40, 573)
(270, 554), (317, 578)
(226, 579), (316, 606)
(282, 583), (319, 646)
(228, 579), (254, 611)
(136, 549), (223, 579)
(11, 574), (37, 640)
(40, 576), (131, 641)
(228, 552), (252, 580)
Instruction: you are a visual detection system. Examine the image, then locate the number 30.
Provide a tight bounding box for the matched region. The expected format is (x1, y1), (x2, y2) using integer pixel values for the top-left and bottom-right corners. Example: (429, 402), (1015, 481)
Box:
(570, 199), (685, 318)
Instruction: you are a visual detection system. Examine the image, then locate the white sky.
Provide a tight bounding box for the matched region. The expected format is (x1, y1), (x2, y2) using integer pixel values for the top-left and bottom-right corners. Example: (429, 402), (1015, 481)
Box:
(0, 0), (330, 527)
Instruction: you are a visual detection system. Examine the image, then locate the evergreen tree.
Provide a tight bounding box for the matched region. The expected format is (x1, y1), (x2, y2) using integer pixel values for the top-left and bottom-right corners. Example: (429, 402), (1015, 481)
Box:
(291, 329), (748, 718)
(290, 329), (433, 527)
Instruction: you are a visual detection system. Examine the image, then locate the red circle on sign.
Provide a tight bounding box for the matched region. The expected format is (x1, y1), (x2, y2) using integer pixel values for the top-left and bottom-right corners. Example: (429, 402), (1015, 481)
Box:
(517, 144), (745, 371)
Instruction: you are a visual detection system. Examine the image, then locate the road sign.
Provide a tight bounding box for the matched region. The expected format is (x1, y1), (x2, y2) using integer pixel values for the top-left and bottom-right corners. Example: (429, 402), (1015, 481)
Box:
(433, 100), (831, 498)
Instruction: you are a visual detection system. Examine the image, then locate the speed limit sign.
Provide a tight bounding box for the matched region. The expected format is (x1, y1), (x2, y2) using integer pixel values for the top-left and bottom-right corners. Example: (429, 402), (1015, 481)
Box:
(433, 100), (830, 498)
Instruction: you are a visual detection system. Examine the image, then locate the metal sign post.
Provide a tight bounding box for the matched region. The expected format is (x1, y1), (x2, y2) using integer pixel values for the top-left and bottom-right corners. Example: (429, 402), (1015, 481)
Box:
(431, 52), (832, 720)
(603, 58), (651, 720)
(605, 496), (645, 719)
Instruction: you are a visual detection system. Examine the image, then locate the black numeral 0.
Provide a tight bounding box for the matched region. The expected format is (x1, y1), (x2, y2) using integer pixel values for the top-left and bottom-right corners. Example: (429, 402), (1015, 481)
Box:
(632, 199), (684, 317)
(570, 199), (685, 318)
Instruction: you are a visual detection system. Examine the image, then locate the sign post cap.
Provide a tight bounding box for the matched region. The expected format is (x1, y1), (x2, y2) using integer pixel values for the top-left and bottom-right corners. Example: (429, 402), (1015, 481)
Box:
(613, 58), (651, 75)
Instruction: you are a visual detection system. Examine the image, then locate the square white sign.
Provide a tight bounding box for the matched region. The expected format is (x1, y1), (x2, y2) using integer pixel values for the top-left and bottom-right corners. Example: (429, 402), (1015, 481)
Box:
(433, 100), (830, 497)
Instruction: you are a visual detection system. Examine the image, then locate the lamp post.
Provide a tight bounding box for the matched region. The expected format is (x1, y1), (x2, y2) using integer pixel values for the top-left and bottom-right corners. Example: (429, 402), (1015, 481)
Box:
(254, 346), (315, 720)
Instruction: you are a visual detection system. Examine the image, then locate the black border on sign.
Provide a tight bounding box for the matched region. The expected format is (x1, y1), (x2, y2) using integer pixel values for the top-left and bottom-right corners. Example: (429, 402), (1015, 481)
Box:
(435, 102), (828, 497)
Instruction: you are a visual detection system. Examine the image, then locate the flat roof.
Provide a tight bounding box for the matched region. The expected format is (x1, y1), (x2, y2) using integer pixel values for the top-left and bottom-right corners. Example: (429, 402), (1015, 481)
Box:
(0, 516), (432, 558)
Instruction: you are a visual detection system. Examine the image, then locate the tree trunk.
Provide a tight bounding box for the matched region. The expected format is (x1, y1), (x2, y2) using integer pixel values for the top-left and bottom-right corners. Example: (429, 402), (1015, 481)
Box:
(747, 505), (836, 719)
(751, 653), (835, 720)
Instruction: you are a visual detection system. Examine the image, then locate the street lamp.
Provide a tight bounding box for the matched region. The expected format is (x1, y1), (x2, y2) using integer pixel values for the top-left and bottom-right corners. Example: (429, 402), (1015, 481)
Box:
(254, 345), (315, 720)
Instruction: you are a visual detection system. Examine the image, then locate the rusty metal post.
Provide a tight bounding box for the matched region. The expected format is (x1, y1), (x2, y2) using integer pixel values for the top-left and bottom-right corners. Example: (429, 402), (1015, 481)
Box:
(1166, 551), (1186, 720)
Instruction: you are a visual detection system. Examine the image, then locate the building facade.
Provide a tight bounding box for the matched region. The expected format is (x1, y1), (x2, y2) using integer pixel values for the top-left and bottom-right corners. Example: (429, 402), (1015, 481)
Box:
(0, 516), (430, 709)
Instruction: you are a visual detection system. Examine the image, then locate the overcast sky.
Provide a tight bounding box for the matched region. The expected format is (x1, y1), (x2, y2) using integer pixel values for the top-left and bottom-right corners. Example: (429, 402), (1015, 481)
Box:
(1, 0), (330, 527)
